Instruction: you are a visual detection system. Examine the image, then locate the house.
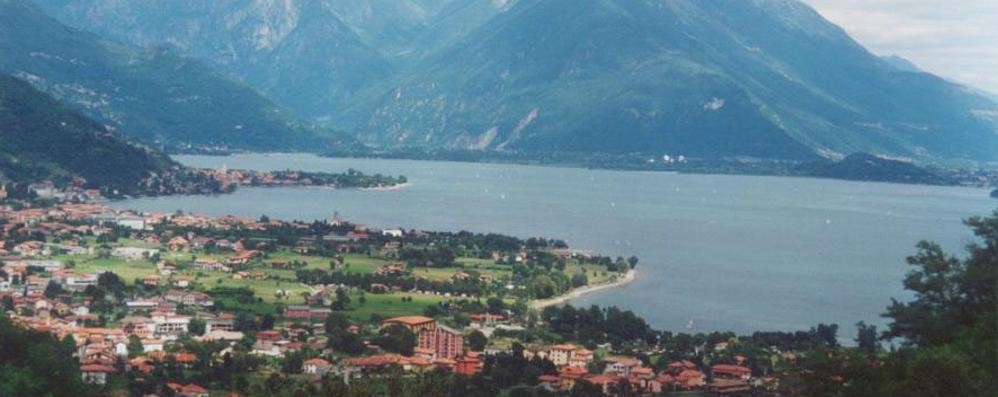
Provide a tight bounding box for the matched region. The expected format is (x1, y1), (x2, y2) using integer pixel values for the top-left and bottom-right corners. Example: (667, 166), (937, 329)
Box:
(712, 364), (752, 380)
(374, 263), (406, 277)
(193, 259), (228, 272)
(112, 247), (159, 261)
(168, 237), (191, 252)
(302, 358), (333, 376)
(121, 317), (157, 338)
(206, 314), (235, 333)
(164, 290), (214, 307)
(152, 314), (191, 337)
(141, 339), (165, 353)
(172, 276), (193, 288)
(547, 344), (576, 366)
(666, 360), (698, 374)
(142, 274), (161, 286)
(115, 216), (146, 230)
(382, 229), (404, 238)
(80, 364), (116, 385)
(570, 348), (594, 368)
(583, 374), (620, 395)
(166, 382), (210, 397)
(13, 241), (47, 257)
(233, 271), (268, 280)
(283, 306), (332, 322)
(455, 353), (483, 376)
(604, 356), (642, 377)
(709, 379), (752, 395)
(558, 366), (589, 390)
(418, 324), (464, 359)
(675, 369), (707, 390)
(227, 250), (260, 265)
(256, 330), (283, 343)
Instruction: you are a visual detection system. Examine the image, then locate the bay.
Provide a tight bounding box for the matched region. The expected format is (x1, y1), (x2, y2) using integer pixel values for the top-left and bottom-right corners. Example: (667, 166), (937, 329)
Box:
(113, 153), (996, 336)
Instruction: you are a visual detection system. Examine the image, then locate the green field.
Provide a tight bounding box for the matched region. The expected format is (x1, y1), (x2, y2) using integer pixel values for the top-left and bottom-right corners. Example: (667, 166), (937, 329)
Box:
(341, 291), (449, 321)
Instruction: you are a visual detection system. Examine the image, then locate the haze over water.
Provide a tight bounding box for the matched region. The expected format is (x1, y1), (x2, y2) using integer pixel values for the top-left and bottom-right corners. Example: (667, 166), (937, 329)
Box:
(115, 153), (996, 336)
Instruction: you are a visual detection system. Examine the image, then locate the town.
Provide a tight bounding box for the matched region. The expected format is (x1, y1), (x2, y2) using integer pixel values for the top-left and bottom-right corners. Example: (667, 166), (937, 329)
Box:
(0, 202), (791, 397)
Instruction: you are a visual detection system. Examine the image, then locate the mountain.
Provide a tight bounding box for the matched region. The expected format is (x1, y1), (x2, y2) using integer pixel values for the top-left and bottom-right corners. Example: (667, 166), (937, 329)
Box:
(33, 0), (396, 121)
(35, 0), (998, 162)
(32, 0), (517, 120)
(0, 73), (173, 191)
(0, 0), (351, 152)
(339, 0), (998, 161)
(880, 55), (923, 73)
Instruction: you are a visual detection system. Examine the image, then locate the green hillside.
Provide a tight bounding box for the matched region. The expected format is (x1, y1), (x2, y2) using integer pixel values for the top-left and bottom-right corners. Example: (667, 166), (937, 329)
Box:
(0, 74), (173, 192)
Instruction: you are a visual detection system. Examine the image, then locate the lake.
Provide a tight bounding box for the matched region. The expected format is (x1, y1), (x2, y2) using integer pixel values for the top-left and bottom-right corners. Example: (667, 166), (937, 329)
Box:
(114, 153), (996, 337)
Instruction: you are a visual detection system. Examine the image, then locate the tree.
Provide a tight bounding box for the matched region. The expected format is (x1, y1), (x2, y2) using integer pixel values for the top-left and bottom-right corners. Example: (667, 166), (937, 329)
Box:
(486, 297), (506, 315)
(333, 288), (351, 310)
(854, 321), (878, 353)
(324, 313), (350, 334)
(44, 281), (64, 298)
(569, 379), (604, 397)
(467, 330), (488, 351)
(188, 318), (206, 336)
(627, 256), (639, 269)
(327, 330), (366, 356)
(261, 314), (276, 330)
(883, 241), (966, 346)
(97, 271), (127, 299)
(0, 316), (98, 396)
(127, 335), (145, 358)
(375, 324), (416, 356)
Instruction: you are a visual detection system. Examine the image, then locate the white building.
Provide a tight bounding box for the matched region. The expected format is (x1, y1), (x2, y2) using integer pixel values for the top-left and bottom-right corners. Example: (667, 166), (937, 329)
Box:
(112, 247), (159, 261)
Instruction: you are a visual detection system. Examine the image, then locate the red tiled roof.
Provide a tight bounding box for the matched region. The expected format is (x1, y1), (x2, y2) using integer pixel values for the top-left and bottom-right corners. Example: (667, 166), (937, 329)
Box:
(712, 364), (752, 376)
(382, 316), (434, 326)
(80, 364), (115, 373)
(304, 358), (331, 366)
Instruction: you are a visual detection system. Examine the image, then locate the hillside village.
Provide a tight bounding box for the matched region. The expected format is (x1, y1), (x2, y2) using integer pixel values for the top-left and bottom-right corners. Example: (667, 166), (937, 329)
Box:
(0, 202), (789, 396)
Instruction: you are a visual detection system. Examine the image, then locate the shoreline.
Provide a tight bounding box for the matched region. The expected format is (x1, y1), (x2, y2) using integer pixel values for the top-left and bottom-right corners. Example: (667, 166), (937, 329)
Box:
(361, 182), (413, 192)
(174, 152), (998, 190)
(530, 270), (637, 310)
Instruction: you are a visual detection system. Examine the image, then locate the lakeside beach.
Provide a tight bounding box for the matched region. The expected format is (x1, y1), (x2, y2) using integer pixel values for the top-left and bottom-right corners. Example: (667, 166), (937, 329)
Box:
(530, 270), (637, 310)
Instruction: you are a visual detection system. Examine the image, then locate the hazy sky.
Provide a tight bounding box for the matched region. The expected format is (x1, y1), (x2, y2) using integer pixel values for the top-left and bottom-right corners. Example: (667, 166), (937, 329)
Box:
(803, 0), (998, 94)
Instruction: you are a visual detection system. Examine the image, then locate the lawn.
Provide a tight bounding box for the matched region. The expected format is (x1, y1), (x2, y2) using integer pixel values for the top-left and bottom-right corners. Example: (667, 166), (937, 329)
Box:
(341, 292), (449, 321)
(189, 273), (311, 304)
(57, 254), (158, 284)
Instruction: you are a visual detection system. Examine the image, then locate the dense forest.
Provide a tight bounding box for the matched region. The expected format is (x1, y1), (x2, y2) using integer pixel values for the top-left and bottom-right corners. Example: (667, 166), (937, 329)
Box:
(0, 315), (100, 397)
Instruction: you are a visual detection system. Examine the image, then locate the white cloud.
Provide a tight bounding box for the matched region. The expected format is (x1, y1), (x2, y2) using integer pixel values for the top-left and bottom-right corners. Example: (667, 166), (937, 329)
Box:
(802, 0), (998, 93)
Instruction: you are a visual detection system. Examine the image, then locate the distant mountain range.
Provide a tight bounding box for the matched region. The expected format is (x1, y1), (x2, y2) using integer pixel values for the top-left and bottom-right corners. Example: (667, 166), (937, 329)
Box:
(0, 73), (172, 191)
(25, 0), (998, 162)
(0, 0), (356, 152)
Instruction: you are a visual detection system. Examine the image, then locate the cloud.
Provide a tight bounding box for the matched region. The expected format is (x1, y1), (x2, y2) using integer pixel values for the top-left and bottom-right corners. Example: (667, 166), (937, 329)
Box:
(802, 0), (998, 93)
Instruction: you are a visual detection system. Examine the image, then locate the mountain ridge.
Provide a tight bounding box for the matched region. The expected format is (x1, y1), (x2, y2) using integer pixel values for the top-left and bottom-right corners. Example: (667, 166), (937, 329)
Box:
(30, 0), (998, 162)
(0, 0), (354, 152)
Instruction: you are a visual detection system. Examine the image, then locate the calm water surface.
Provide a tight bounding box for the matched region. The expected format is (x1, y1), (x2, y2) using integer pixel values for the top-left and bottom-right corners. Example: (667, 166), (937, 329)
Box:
(114, 154), (996, 336)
